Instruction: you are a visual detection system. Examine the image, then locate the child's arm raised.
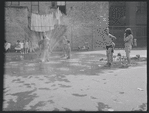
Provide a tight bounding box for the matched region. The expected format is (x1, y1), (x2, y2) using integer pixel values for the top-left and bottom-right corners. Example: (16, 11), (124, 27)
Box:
(109, 34), (116, 40)
(124, 34), (133, 42)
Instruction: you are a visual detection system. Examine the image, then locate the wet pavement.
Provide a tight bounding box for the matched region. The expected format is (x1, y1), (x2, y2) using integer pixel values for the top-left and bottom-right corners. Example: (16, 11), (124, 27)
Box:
(3, 50), (147, 111)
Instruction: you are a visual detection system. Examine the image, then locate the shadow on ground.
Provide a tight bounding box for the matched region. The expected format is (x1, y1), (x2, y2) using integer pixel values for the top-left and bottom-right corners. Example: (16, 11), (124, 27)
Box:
(3, 51), (147, 111)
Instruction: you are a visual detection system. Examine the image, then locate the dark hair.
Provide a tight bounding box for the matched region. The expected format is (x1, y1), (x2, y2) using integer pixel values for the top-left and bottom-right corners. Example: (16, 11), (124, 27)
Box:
(104, 27), (109, 35)
(125, 28), (133, 37)
(67, 40), (70, 43)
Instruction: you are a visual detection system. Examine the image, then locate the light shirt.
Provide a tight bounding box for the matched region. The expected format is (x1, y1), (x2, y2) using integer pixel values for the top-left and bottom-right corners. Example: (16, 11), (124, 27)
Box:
(104, 34), (116, 46)
(20, 42), (24, 48)
(124, 34), (133, 47)
(25, 41), (29, 47)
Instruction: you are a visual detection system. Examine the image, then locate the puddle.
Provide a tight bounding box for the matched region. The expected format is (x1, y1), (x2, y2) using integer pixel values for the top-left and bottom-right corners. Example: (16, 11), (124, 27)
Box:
(72, 93), (87, 97)
(119, 92), (125, 94)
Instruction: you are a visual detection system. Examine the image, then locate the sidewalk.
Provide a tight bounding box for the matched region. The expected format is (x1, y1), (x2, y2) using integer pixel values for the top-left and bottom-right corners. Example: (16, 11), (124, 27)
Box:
(76, 50), (147, 58)
(3, 49), (147, 111)
(3, 64), (147, 111)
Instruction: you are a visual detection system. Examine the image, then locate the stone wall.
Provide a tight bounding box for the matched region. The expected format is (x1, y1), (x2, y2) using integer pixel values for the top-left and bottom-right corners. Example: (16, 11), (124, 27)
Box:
(66, 2), (109, 50)
(5, 6), (42, 52)
(5, 6), (29, 44)
(5, 2), (109, 51)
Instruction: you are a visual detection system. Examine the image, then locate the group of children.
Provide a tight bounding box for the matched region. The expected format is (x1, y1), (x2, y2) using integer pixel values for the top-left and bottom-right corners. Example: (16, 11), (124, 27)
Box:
(104, 27), (134, 67)
(40, 32), (71, 62)
(40, 27), (134, 66)
(15, 40), (29, 54)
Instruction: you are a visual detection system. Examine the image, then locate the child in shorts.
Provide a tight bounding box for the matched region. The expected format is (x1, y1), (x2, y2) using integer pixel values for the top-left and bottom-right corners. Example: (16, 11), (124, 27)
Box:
(104, 28), (116, 66)
(66, 40), (71, 59)
(124, 28), (133, 64)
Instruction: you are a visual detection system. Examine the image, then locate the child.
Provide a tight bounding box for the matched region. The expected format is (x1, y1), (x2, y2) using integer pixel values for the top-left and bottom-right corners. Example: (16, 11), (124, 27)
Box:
(24, 40), (29, 54)
(41, 32), (50, 62)
(15, 40), (21, 53)
(20, 41), (24, 54)
(104, 28), (116, 67)
(62, 36), (68, 57)
(65, 40), (71, 59)
(22, 40), (25, 54)
(124, 28), (133, 65)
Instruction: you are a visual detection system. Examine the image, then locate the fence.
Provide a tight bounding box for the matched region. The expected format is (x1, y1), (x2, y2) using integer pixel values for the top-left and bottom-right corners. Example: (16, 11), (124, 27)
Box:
(109, 26), (147, 48)
(70, 25), (94, 51)
(70, 25), (147, 51)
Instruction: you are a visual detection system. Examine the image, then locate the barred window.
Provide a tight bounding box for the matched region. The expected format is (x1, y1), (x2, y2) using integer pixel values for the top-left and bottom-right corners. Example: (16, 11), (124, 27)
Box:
(136, 2), (147, 14)
(109, 6), (126, 26)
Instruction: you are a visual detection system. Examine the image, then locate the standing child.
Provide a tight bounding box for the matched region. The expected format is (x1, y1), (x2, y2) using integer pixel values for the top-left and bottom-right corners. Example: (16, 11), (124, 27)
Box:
(124, 28), (133, 65)
(41, 32), (50, 62)
(104, 28), (116, 67)
(38, 39), (44, 57)
(24, 39), (29, 54)
(62, 36), (68, 58)
(20, 41), (24, 54)
(65, 40), (71, 59)
(22, 40), (25, 54)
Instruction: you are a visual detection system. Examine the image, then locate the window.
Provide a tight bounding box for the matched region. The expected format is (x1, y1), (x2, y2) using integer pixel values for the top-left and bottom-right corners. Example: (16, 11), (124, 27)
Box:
(57, 1), (66, 15)
(51, 1), (57, 9)
(57, 1), (65, 5)
(31, 1), (39, 13)
(58, 6), (66, 15)
(50, 1), (66, 14)
(136, 2), (147, 14)
(109, 5), (126, 26)
(5, 1), (20, 6)
(11, 2), (20, 6)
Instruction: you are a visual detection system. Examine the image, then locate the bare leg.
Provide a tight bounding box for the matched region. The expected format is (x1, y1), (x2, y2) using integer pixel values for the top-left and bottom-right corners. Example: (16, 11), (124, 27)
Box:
(127, 52), (131, 64)
(45, 49), (50, 62)
(106, 49), (109, 65)
(25, 48), (27, 54)
(108, 48), (112, 66)
(110, 49), (113, 64)
(66, 49), (70, 59)
(126, 49), (131, 64)
(41, 50), (46, 62)
(63, 46), (66, 57)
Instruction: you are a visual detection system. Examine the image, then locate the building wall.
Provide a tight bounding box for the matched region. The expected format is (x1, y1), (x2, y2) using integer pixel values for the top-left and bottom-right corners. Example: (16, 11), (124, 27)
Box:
(5, 6), (29, 44)
(109, 1), (147, 48)
(9, 2), (147, 50)
(65, 2), (109, 50)
(5, 1), (110, 51)
(109, 2), (147, 26)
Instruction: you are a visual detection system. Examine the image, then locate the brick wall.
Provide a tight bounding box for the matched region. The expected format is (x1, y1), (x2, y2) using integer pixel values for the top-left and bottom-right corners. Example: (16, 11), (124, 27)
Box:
(5, 6), (29, 44)
(5, 1), (109, 51)
(66, 2), (109, 50)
